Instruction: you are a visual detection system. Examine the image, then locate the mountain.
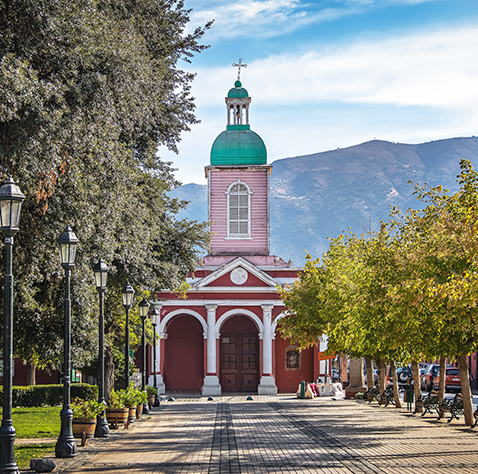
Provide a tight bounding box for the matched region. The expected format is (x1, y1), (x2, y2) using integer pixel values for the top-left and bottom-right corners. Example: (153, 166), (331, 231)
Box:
(170, 137), (478, 266)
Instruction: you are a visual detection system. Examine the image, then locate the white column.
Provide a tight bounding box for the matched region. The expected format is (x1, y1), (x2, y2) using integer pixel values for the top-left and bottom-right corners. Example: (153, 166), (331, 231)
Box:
(202, 304), (221, 396)
(157, 332), (166, 394)
(148, 304), (163, 392)
(258, 305), (278, 395)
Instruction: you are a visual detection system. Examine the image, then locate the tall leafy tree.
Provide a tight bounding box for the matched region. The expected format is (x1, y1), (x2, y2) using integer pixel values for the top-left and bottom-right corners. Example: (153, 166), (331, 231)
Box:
(389, 160), (478, 424)
(0, 0), (211, 381)
(280, 159), (478, 423)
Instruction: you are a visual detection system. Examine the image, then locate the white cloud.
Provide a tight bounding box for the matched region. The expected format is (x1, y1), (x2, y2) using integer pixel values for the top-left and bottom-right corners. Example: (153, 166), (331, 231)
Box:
(166, 23), (478, 184)
(188, 0), (358, 39)
(192, 25), (478, 112)
(187, 0), (443, 39)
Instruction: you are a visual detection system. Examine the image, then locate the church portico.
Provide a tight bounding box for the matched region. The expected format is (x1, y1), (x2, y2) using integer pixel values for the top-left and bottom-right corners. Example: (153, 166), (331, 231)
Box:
(155, 68), (318, 395)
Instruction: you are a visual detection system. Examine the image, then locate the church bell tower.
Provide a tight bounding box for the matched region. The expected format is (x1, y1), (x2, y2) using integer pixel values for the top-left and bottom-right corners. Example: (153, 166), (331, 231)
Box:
(206, 62), (272, 256)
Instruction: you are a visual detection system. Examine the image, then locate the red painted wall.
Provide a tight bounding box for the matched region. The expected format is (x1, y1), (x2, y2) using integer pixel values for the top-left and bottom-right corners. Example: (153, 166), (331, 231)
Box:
(10, 361), (58, 386)
(221, 315), (258, 334)
(163, 315), (204, 392)
(274, 336), (314, 393)
(208, 271), (269, 287)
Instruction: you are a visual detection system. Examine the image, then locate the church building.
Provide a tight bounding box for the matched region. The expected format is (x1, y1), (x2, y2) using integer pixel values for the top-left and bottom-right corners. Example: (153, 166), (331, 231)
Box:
(154, 70), (319, 395)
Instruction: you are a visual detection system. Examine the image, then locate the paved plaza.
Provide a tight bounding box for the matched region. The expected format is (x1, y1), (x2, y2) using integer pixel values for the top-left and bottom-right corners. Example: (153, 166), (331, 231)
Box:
(52, 395), (478, 473)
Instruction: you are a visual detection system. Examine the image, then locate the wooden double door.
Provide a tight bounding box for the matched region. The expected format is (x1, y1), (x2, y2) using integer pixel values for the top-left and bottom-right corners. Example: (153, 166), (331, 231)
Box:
(220, 334), (259, 392)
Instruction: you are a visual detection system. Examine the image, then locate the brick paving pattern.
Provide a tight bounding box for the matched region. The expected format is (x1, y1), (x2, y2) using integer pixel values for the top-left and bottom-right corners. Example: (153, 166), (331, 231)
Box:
(52, 395), (478, 473)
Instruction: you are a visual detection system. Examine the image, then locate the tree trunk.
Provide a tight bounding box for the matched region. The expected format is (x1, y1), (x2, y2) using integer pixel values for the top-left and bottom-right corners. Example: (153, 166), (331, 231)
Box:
(390, 360), (402, 408)
(458, 353), (474, 426)
(411, 360), (422, 413)
(105, 346), (115, 402)
(438, 355), (446, 415)
(365, 358), (374, 389)
(378, 358), (386, 394)
(26, 362), (36, 386)
(340, 354), (348, 386)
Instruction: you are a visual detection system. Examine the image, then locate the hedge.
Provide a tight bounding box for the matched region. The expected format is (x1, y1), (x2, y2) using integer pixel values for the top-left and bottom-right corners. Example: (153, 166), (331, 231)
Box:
(0, 384), (98, 407)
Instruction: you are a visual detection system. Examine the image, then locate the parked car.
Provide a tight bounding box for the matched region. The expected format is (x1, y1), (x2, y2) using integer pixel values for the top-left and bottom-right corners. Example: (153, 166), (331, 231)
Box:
(433, 367), (461, 392)
(420, 364), (440, 391)
(332, 368), (340, 382)
(386, 366), (412, 387)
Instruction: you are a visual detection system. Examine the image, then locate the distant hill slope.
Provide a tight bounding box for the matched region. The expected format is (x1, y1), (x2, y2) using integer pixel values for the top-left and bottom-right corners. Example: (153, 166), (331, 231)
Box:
(170, 137), (478, 265)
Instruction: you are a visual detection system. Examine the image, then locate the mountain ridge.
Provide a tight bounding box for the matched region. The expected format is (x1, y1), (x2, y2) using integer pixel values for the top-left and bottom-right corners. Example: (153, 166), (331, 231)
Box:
(170, 136), (478, 265)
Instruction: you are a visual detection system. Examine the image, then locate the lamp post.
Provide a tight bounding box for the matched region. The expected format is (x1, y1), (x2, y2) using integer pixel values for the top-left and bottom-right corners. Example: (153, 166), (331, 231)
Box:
(139, 298), (149, 414)
(93, 259), (109, 438)
(122, 282), (134, 389)
(0, 177), (25, 474)
(55, 225), (79, 459)
(149, 306), (160, 407)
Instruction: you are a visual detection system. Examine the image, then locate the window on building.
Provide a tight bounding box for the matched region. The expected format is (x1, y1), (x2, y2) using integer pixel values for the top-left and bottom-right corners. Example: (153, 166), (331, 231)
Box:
(226, 180), (252, 238)
(285, 346), (301, 369)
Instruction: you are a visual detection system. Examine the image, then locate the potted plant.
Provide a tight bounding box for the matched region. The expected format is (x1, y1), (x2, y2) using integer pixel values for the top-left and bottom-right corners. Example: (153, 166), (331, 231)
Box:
(123, 383), (140, 423)
(106, 389), (129, 429)
(136, 389), (148, 419)
(71, 398), (104, 439)
(146, 386), (158, 409)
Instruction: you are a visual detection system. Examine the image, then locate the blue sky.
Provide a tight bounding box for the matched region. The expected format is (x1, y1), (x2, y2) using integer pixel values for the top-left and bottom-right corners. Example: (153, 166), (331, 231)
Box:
(160, 0), (478, 184)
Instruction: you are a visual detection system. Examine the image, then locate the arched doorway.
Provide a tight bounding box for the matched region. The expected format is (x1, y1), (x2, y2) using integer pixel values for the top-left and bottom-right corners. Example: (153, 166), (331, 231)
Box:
(163, 315), (204, 392)
(220, 315), (259, 392)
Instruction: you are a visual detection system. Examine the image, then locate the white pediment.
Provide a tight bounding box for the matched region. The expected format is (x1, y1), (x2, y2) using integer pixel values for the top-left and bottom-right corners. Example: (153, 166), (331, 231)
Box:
(193, 257), (279, 289)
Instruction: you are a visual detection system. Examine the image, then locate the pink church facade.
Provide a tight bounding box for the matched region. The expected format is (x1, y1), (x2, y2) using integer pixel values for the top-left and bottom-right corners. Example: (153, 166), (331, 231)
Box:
(153, 77), (318, 395)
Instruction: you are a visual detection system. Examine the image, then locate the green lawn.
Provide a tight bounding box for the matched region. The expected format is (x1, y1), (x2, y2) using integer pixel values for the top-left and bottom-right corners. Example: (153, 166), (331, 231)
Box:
(0, 407), (60, 469)
(8, 406), (60, 439)
(15, 443), (56, 469)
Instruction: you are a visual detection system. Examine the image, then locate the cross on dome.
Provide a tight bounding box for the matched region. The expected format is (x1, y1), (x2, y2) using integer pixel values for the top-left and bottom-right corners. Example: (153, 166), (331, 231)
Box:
(232, 58), (247, 82)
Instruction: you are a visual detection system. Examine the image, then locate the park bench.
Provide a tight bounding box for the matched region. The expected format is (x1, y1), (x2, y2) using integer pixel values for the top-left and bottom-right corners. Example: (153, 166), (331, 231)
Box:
(414, 390), (440, 416)
(472, 407), (478, 428)
(439, 393), (464, 422)
(363, 386), (380, 403)
(379, 387), (395, 406)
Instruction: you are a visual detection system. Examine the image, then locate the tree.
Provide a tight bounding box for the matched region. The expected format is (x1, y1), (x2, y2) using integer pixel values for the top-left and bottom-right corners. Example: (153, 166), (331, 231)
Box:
(280, 159), (478, 423)
(279, 229), (406, 404)
(0, 0), (211, 378)
(389, 160), (478, 424)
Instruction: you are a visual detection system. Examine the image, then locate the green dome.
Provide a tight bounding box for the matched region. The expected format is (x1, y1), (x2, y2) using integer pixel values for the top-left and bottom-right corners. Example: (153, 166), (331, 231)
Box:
(228, 82), (249, 98)
(210, 128), (267, 165)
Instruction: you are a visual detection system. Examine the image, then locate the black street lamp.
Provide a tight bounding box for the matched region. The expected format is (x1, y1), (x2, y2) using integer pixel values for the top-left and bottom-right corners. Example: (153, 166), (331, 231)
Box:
(139, 298), (150, 415)
(122, 282), (134, 389)
(55, 225), (79, 459)
(0, 177), (25, 474)
(93, 259), (109, 438)
(149, 306), (160, 408)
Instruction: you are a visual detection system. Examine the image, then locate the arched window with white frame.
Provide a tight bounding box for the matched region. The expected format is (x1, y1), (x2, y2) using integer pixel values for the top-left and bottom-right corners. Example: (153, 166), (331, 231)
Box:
(225, 180), (253, 239)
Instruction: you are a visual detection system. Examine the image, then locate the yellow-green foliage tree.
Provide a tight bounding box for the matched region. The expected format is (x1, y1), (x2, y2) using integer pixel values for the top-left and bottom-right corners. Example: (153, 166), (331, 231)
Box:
(389, 160), (478, 424)
(279, 159), (478, 424)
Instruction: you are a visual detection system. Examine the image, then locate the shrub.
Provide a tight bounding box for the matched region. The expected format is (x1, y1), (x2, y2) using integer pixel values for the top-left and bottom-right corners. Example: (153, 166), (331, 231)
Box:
(146, 386), (158, 396)
(0, 384), (98, 407)
(108, 389), (126, 409)
(71, 398), (104, 421)
(119, 382), (146, 407)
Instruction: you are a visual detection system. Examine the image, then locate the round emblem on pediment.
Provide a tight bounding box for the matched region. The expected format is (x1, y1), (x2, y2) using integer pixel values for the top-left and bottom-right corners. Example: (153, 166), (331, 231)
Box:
(230, 267), (248, 285)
